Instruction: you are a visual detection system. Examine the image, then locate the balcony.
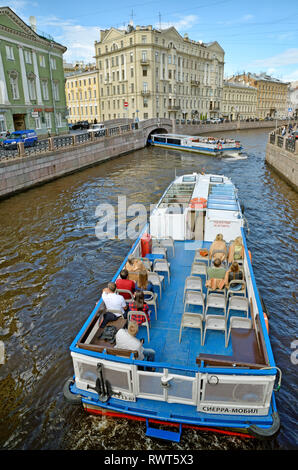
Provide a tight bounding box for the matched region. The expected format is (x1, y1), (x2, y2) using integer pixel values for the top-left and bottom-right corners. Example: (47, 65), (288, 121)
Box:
(141, 90), (151, 96)
(168, 105), (180, 111)
(140, 58), (150, 66)
(191, 80), (200, 86)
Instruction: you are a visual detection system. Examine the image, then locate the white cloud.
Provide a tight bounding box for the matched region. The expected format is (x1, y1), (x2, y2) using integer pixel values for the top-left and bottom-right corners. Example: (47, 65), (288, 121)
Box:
(156, 15), (198, 31)
(251, 48), (298, 68)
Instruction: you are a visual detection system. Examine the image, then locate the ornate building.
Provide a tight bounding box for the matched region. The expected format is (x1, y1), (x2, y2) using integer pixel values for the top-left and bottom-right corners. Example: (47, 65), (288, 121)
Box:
(222, 81), (257, 120)
(94, 24), (225, 121)
(228, 72), (289, 119)
(0, 7), (68, 135)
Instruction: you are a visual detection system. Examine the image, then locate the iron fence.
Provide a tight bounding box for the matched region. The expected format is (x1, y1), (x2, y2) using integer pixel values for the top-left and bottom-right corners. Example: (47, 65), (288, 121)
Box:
(285, 138), (296, 153)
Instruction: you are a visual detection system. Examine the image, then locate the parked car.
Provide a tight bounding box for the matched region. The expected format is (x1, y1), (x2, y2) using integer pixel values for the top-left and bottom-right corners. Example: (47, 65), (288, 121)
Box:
(72, 120), (89, 130)
(87, 123), (106, 136)
(210, 118), (222, 124)
(3, 130), (37, 150)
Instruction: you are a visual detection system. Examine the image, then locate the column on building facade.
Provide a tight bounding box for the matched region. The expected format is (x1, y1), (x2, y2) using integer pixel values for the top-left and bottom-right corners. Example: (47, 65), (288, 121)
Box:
(0, 46), (10, 104)
(18, 46), (31, 104)
(32, 50), (43, 105)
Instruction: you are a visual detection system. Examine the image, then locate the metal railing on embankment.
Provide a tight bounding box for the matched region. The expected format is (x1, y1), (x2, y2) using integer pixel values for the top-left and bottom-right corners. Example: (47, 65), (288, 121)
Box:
(268, 127), (298, 155)
(0, 123), (138, 163)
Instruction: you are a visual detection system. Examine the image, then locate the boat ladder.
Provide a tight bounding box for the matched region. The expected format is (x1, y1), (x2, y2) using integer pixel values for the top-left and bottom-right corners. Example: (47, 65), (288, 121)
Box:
(145, 419), (182, 442)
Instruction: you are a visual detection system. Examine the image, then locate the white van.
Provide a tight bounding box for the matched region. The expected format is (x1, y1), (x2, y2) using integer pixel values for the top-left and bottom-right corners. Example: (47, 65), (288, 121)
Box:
(87, 123), (106, 136)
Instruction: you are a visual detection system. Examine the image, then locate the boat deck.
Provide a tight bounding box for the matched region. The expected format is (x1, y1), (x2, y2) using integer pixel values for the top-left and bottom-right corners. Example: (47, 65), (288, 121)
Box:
(136, 241), (249, 369)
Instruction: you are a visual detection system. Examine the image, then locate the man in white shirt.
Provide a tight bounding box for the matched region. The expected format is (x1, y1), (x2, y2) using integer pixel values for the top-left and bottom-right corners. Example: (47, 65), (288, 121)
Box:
(115, 321), (155, 363)
(99, 282), (127, 328)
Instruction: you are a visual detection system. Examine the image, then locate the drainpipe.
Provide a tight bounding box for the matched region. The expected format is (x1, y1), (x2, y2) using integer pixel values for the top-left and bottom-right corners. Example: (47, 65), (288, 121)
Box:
(48, 42), (57, 135)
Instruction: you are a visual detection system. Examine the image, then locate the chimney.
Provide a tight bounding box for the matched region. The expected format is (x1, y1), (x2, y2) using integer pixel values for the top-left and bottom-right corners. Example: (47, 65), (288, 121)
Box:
(29, 16), (37, 32)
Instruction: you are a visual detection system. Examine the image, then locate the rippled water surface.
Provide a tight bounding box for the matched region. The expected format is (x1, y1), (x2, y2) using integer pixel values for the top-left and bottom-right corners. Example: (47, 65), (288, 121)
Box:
(0, 128), (297, 450)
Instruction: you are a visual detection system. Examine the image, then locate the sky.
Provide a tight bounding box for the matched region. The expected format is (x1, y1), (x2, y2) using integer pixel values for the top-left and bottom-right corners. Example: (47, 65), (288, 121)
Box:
(3, 0), (298, 83)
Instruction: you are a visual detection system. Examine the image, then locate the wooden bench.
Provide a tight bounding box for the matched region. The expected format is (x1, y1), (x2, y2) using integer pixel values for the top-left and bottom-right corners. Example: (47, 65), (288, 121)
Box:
(196, 326), (267, 369)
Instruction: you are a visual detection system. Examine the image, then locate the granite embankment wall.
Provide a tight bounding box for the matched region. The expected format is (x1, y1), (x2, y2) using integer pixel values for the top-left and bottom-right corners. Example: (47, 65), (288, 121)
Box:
(265, 131), (298, 191)
(0, 118), (294, 199)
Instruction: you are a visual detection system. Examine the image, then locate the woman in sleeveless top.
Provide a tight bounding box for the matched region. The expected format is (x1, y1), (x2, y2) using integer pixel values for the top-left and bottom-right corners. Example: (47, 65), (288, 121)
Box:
(228, 236), (244, 264)
(209, 233), (228, 263)
(223, 261), (243, 288)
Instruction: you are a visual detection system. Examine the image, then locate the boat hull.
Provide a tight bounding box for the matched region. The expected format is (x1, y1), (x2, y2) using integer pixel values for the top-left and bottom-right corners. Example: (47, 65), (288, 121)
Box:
(150, 141), (242, 157)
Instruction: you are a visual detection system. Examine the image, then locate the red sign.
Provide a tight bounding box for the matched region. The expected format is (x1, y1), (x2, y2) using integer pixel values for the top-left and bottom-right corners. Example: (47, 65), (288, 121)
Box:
(124, 101), (128, 107)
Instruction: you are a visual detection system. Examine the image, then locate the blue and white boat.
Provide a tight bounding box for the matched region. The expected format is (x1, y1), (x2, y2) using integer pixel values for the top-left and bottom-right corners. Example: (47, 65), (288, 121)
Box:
(64, 173), (280, 442)
(148, 134), (243, 157)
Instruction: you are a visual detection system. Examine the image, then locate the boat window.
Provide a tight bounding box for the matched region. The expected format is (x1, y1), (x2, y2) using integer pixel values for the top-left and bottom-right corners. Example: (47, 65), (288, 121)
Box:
(154, 136), (166, 143)
(210, 177), (224, 183)
(182, 176), (196, 182)
(167, 138), (180, 145)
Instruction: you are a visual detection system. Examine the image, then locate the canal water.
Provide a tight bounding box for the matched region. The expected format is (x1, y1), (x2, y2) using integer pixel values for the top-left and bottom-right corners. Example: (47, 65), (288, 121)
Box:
(0, 129), (297, 450)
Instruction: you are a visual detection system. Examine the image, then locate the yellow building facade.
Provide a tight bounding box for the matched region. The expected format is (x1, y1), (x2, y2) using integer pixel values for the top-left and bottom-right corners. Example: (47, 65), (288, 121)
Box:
(94, 24), (225, 121)
(223, 81), (257, 120)
(65, 68), (100, 124)
(228, 73), (289, 119)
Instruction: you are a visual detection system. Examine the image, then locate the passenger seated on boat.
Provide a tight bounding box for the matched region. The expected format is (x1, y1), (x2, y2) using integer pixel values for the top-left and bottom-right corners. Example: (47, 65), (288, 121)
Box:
(135, 272), (154, 300)
(228, 236), (244, 264)
(116, 269), (135, 299)
(209, 234), (228, 263)
(99, 282), (128, 328)
(206, 259), (226, 289)
(125, 255), (147, 283)
(115, 321), (155, 362)
(223, 262), (243, 288)
(128, 291), (151, 326)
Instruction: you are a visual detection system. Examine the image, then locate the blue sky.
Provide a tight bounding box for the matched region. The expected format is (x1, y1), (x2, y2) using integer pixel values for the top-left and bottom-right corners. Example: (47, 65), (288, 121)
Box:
(4, 0), (298, 82)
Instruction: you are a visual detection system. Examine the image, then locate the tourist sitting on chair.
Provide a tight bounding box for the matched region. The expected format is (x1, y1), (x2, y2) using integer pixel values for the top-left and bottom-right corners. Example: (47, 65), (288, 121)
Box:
(209, 233), (228, 263)
(115, 321), (155, 362)
(99, 282), (128, 328)
(206, 258), (227, 290)
(228, 236), (244, 264)
(128, 291), (151, 326)
(116, 268), (135, 299)
(135, 271), (154, 300)
(223, 261), (243, 289)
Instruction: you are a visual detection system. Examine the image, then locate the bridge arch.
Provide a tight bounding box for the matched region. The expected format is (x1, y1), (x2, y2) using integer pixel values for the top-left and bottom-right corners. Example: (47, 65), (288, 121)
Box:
(141, 118), (173, 144)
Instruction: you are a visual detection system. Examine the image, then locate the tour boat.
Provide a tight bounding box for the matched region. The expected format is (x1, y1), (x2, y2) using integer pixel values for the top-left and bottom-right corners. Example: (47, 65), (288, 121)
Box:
(64, 173), (280, 442)
(148, 133), (242, 157)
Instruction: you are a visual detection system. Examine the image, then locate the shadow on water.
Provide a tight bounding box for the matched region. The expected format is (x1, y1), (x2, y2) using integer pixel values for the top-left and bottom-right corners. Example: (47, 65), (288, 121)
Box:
(0, 128), (297, 450)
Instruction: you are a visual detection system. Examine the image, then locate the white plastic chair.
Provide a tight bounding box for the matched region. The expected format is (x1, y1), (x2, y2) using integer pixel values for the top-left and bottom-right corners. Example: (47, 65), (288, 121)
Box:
(205, 292), (227, 317)
(227, 280), (246, 299)
(226, 316), (252, 347)
(184, 290), (205, 317)
(138, 257), (152, 271)
(179, 312), (203, 344)
(153, 259), (171, 284)
(203, 315), (227, 346)
(190, 262), (207, 278)
(127, 311), (150, 343)
(183, 276), (203, 302)
(143, 290), (158, 320)
(116, 289), (134, 303)
(227, 296), (249, 320)
(159, 237), (175, 257)
(194, 249), (209, 264)
(147, 271), (163, 299)
(152, 246), (168, 258)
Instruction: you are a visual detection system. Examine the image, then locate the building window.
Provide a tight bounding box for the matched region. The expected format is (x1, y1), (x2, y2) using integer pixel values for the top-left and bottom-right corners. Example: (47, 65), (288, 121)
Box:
(34, 115), (42, 129)
(10, 75), (19, 99)
(45, 112), (52, 129)
(28, 78), (36, 100)
(141, 35), (147, 44)
(6, 45), (14, 60)
(0, 115), (6, 132)
(50, 57), (56, 70)
(24, 50), (32, 64)
(55, 112), (62, 127)
(53, 82), (60, 101)
(40, 55), (46, 67)
(41, 80), (49, 100)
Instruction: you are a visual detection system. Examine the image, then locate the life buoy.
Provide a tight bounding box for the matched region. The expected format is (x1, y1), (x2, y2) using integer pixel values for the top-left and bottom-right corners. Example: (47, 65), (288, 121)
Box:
(264, 313), (269, 333)
(217, 142), (222, 150)
(189, 197), (207, 209)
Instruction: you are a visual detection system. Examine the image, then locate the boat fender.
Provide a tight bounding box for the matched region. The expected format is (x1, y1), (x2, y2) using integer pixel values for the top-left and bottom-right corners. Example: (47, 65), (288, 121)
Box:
(248, 411), (280, 440)
(63, 377), (82, 405)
